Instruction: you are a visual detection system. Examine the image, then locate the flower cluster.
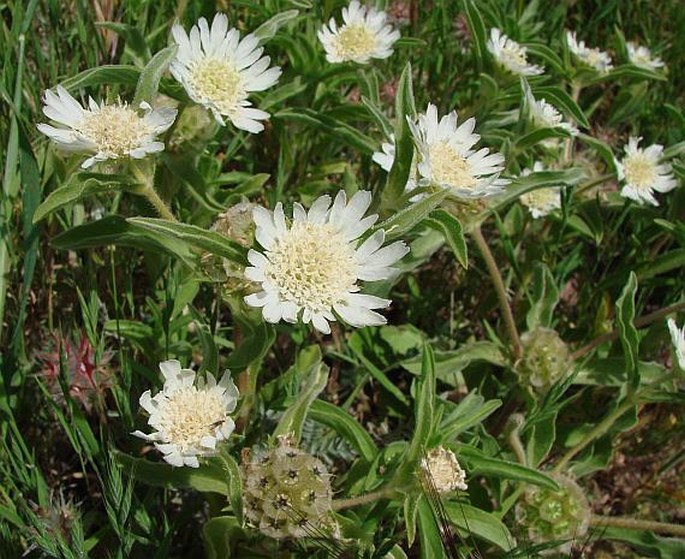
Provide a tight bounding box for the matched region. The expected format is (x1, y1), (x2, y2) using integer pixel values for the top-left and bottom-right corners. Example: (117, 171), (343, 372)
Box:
(566, 31), (613, 73)
(420, 447), (468, 493)
(132, 360), (239, 467)
(616, 137), (677, 206)
(242, 438), (337, 539)
(487, 28), (544, 76)
(519, 163), (563, 219)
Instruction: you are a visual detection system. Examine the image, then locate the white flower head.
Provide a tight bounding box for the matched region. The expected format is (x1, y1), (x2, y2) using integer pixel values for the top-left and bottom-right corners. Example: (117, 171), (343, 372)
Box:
(318, 1), (400, 64)
(408, 103), (509, 198)
(487, 28), (544, 76)
(170, 13), (282, 133)
(132, 360), (239, 468)
(667, 318), (685, 370)
(36, 86), (177, 169)
(627, 42), (664, 71)
(372, 134), (421, 199)
(519, 163), (563, 219)
(566, 31), (613, 73)
(525, 88), (578, 135)
(420, 447), (468, 493)
(616, 136), (677, 206)
(244, 190), (409, 334)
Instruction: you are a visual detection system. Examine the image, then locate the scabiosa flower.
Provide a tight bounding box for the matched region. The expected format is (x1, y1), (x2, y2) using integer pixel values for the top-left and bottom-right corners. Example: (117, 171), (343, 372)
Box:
(566, 31), (613, 73)
(132, 360), (239, 468)
(170, 13), (281, 132)
(244, 191), (408, 334)
(486, 28), (544, 76)
(242, 437), (337, 539)
(525, 89), (578, 135)
(318, 1), (400, 64)
(408, 103), (508, 198)
(518, 328), (571, 391)
(36, 86), (176, 169)
(519, 163), (563, 219)
(515, 475), (590, 556)
(627, 42), (664, 71)
(420, 447), (468, 493)
(616, 136), (677, 206)
(667, 318), (685, 370)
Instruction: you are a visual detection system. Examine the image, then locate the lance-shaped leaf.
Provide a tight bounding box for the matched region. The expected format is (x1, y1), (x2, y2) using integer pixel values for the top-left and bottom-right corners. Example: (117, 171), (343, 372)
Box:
(133, 44), (178, 106)
(425, 209), (468, 268)
(59, 65), (141, 91)
(33, 173), (142, 224)
(272, 346), (329, 444)
(377, 188), (450, 240)
(526, 262), (560, 330)
(616, 272), (639, 388)
(254, 10), (299, 43)
(406, 345), (436, 465)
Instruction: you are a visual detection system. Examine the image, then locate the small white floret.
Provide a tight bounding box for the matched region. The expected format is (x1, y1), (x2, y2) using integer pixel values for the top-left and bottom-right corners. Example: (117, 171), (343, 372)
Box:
(616, 136), (677, 206)
(487, 28), (544, 76)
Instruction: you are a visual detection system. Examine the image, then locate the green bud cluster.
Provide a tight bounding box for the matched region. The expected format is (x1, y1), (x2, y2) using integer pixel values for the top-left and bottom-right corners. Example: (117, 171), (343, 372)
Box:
(242, 438), (337, 540)
(518, 327), (572, 391)
(515, 474), (590, 555)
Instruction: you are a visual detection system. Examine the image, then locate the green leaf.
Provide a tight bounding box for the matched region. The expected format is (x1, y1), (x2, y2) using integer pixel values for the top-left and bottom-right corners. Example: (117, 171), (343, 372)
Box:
(426, 209), (468, 268)
(225, 317), (275, 371)
(445, 502), (515, 551)
(463, 0), (487, 70)
(615, 272), (639, 388)
(577, 133), (617, 169)
(33, 173), (141, 223)
(308, 400), (378, 462)
(514, 126), (572, 149)
(216, 449), (243, 524)
(51, 216), (196, 265)
(272, 346), (329, 444)
(526, 262), (560, 330)
(59, 65), (140, 91)
(523, 43), (564, 74)
(458, 446), (559, 490)
(404, 495), (420, 548)
(417, 496), (446, 558)
(599, 526), (685, 558)
(114, 451), (229, 494)
(439, 393), (502, 440)
(407, 345), (436, 464)
(259, 76), (307, 111)
(604, 64), (667, 82)
(203, 516), (244, 559)
(381, 62), (416, 210)
(133, 45), (178, 105)
(127, 217), (247, 264)
(532, 86), (590, 129)
(95, 22), (150, 64)
(377, 189), (450, 240)
(253, 10), (299, 43)
(188, 307), (218, 376)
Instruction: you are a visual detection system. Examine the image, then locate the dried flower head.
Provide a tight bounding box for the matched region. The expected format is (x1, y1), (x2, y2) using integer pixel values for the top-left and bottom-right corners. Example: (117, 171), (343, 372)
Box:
(36, 86), (176, 168)
(420, 446), (468, 493)
(487, 28), (544, 76)
(132, 360), (239, 467)
(519, 328), (571, 391)
(616, 136), (677, 206)
(318, 1), (400, 64)
(409, 103), (509, 198)
(519, 163), (563, 219)
(170, 13), (281, 132)
(242, 437), (337, 539)
(244, 190), (409, 334)
(515, 474), (590, 555)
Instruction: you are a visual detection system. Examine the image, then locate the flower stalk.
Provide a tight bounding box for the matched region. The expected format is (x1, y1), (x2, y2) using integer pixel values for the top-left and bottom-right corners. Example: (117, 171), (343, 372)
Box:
(590, 514), (685, 537)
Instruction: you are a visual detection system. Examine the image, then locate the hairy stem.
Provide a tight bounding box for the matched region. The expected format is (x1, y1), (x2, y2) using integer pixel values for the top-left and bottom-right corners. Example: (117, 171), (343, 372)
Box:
(140, 185), (178, 222)
(331, 487), (398, 511)
(571, 301), (685, 360)
(590, 514), (685, 537)
(473, 224), (523, 361)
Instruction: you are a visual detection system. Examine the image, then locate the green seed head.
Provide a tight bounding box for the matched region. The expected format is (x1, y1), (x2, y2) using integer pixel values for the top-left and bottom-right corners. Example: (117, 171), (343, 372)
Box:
(518, 328), (572, 391)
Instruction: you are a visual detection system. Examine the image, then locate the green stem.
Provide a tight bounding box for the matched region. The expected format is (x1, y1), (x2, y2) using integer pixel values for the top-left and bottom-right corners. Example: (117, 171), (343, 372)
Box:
(507, 414), (527, 466)
(331, 486), (398, 511)
(590, 514), (685, 537)
(472, 224), (523, 361)
(140, 184), (178, 222)
(553, 396), (636, 473)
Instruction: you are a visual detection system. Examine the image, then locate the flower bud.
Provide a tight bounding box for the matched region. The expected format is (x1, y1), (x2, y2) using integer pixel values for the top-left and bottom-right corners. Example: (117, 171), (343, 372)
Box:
(518, 328), (572, 391)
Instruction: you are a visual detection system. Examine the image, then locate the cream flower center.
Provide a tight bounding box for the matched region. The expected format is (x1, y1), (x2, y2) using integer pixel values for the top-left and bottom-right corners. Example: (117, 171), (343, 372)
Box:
(534, 101), (562, 127)
(584, 49), (604, 67)
(624, 153), (656, 189)
(80, 105), (151, 156)
(159, 387), (226, 451)
(334, 23), (377, 60)
(521, 188), (559, 211)
(428, 142), (477, 189)
(265, 222), (357, 312)
(501, 44), (528, 68)
(188, 58), (244, 113)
